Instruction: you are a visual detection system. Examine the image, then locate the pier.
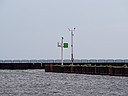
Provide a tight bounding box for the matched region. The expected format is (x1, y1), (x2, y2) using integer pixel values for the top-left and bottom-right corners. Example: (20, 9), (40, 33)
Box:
(45, 59), (128, 76)
(0, 60), (45, 69)
(0, 59), (128, 76)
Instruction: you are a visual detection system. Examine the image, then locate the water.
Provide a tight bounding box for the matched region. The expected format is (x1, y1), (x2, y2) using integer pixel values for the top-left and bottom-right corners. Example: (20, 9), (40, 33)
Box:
(0, 70), (128, 96)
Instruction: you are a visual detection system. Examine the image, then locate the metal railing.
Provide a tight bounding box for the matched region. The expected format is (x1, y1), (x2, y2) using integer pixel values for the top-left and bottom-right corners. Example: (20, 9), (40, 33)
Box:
(0, 59), (127, 63)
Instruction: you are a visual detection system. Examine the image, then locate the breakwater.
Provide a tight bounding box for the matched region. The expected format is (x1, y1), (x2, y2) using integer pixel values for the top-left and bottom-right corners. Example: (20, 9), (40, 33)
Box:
(1, 59), (128, 76)
(0, 63), (44, 69)
(0, 60), (45, 69)
(45, 63), (128, 76)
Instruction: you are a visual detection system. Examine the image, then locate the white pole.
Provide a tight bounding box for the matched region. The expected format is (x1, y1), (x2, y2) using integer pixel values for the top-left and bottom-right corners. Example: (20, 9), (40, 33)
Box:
(68, 28), (75, 65)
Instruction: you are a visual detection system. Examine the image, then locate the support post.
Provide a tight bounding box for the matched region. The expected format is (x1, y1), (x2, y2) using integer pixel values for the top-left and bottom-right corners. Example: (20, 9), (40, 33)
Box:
(61, 37), (64, 66)
(68, 28), (75, 65)
(58, 37), (64, 66)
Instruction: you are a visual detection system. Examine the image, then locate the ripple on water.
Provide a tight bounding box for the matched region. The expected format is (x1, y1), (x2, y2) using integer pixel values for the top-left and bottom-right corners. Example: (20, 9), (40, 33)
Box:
(0, 70), (128, 96)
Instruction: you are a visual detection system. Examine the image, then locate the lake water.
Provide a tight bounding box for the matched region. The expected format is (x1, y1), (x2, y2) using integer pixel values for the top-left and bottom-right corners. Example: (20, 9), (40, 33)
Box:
(0, 70), (128, 96)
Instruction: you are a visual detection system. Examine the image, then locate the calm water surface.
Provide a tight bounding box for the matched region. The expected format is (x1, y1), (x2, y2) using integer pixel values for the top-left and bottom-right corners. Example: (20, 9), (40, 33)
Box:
(0, 70), (128, 96)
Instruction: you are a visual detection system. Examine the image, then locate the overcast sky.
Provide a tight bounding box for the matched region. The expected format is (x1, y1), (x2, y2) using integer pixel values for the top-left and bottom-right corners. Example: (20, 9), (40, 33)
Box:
(0, 0), (128, 60)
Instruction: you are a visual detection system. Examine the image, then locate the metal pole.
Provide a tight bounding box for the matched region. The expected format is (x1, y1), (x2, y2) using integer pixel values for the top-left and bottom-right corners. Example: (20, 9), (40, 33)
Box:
(71, 31), (74, 65)
(61, 37), (64, 66)
(68, 28), (75, 65)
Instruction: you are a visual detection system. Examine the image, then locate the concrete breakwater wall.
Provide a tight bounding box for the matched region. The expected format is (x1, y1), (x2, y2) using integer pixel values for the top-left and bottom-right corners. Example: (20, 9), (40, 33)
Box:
(45, 63), (128, 76)
(1, 59), (128, 76)
(0, 63), (45, 69)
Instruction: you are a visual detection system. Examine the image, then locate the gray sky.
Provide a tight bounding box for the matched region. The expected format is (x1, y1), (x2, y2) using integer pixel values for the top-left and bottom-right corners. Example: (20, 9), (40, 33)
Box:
(0, 0), (128, 59)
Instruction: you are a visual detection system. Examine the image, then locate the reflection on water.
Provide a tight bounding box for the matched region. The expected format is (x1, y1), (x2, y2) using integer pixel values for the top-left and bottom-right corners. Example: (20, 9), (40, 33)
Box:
(0, 70), (128, 96)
